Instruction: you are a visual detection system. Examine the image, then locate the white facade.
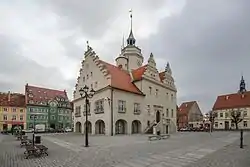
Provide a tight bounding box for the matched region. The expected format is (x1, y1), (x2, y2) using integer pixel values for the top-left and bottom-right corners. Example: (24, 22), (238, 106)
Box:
(73, 20), (177, 135)
(213, 107), (250, 130)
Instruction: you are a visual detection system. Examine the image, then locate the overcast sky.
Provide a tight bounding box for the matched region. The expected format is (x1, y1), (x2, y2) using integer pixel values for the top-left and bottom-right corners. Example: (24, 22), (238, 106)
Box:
(1, 0), (250, 112)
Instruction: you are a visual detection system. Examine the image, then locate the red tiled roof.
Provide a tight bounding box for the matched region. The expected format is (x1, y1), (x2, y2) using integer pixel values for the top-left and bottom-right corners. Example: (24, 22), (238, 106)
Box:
(0, 93), (25, 107)
(25, 85), (68, 104)
(212, 91), (250, 110)
(132, 65), (147, 81)
(178, 101), (196, 115)
(99, 60), (144, 95)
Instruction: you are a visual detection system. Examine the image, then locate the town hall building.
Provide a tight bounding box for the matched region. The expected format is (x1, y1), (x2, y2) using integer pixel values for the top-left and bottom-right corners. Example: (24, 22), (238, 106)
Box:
(73, 13), (177, 135)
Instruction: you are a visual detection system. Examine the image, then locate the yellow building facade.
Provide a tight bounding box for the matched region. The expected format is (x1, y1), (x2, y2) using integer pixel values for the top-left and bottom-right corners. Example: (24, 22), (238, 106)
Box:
(0, 92), (26, 131)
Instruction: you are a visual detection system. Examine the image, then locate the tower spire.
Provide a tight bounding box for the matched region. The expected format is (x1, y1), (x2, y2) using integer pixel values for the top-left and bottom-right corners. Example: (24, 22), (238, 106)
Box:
(239, 74), (246, 94)
(127, 9), (136, 46)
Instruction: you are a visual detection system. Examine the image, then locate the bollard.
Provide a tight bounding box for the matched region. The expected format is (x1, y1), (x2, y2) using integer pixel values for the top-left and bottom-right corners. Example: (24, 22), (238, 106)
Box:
(240, 129), (243, 149)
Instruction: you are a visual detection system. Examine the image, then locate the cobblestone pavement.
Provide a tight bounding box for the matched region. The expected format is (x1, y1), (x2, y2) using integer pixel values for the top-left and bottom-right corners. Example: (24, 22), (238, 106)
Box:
(185, 132), (250, 167)
(0, 132), (247, 167)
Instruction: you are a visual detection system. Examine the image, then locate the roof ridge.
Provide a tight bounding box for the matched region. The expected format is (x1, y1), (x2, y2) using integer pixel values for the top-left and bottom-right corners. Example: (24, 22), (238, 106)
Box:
(27, 85), (65, 92)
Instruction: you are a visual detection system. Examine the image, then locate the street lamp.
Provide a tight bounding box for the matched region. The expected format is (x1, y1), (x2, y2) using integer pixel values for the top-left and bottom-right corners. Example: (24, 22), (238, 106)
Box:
(79, 85), (95, 147)
(31, 114), (37, 146)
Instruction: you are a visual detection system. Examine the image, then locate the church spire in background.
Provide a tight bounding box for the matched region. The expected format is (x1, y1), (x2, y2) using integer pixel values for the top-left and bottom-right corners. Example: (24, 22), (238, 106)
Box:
(239, 74), (246, 94)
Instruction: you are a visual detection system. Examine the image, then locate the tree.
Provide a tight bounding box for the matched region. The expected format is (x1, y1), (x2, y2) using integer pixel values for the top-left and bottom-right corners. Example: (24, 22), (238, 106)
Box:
(230, 108), (244, 130)
(208, 111), (217, 132)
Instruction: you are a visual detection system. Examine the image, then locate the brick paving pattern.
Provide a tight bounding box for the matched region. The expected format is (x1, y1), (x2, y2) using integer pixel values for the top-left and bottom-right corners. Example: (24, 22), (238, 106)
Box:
(0, 132), (248, 167)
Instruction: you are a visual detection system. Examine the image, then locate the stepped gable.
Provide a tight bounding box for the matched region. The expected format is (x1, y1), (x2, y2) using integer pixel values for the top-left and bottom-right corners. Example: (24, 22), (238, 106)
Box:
(0, 92), (25, 107)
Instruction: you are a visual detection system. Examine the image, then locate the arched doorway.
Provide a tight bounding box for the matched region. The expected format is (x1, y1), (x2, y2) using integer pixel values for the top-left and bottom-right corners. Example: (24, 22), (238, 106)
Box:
(156, 111), (161, 123)
(75, 122), (82, 133)
(131, 120), (141, 134)
(115, 119), (127, 134)
(95, 120), (105, 134)
(84, 121), (92, 134)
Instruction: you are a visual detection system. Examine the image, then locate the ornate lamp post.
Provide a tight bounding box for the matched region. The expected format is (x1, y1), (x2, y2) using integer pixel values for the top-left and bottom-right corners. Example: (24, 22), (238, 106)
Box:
(31, 114), (37, 146)
(79, 85), (95, 147)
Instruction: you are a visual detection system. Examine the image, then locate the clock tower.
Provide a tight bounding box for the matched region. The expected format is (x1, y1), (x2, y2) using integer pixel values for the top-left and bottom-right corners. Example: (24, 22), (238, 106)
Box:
(115, 10), (143, 71)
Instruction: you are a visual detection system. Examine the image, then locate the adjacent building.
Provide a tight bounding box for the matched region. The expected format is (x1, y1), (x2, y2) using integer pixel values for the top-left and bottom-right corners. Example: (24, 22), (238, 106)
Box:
(0, 92), (26, 131)
(73, 13), (177, 136)
(212, 76), (250, 130)
(177, 101), (203, 129)
(25, 84), (73, 130)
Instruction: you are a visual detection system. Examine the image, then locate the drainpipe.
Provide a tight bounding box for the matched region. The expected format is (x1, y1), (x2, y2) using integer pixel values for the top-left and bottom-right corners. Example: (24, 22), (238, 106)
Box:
(111, 88), (114, 136)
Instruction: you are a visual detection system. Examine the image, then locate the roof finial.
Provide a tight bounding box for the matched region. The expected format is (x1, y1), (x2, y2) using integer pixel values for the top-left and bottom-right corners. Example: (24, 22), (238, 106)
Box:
(129, 9), (133, 32)
(86, 41), (90, 50)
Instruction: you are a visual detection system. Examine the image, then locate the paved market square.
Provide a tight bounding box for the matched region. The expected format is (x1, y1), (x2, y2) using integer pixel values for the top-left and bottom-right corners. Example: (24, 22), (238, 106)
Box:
(0, 132), (248, 167)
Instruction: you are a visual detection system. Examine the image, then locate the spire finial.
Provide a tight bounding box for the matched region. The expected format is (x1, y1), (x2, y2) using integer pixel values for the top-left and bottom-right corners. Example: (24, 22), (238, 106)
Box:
(129, 9), (133, 32)
(86, 41), (89, 50)
(127, 9), (136, 46)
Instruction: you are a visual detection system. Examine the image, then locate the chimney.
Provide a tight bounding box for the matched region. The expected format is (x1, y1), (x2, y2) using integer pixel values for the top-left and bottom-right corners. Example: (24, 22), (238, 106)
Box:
(8, 91), (11, 101)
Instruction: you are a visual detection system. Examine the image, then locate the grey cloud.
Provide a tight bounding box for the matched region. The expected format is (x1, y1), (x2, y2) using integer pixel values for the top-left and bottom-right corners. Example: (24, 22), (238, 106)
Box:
(42, 0), (122, 39)
(0, 35), (72, 94)
(140, 0), (250, 111)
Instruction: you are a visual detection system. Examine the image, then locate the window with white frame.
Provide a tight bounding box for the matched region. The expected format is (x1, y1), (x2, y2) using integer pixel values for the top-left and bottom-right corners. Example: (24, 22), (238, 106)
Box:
(149, 87), (152, 95)
(147, 105), (150, 115)
(215, 122), (218, 127)
(12, 115), (16, 120)
(171, 109), (174, 118)
(95, 99), (104, 114)
(118, 100), (126, 113)
(166, 109), (169, 117)
(134, 103), (141, 114)
(225, 112), (228, 118)
(220, 112), (223, 117)
(3, 108), (8, 112)
(3, 115), (7, 120)
(75, 106), (81, 117)
(12, 108), (16, 112)
(244, 121), (247, 127)
(20, 115), (23, 121)
(244, 110), (247, 117)
(155, 89), (158, 97)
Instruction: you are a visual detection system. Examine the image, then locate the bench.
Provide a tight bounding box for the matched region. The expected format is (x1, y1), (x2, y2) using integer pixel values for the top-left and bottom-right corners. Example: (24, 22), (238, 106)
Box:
(148, 135), (161, 141)
(148, 134), (170, 141)
(24, 145), (48, 159)
(20, 139), (32, 147)
(160, 134), (170, 139)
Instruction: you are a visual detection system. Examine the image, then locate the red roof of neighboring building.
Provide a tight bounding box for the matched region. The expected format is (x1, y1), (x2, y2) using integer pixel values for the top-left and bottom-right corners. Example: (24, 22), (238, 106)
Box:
(178, 101), (196, 115)
(25, 85), (68, 104)
(99, 60), (144, 95)
(212, 91), (250, 110)
(131, 65), (147, 81)
(0, 93), (25, 107)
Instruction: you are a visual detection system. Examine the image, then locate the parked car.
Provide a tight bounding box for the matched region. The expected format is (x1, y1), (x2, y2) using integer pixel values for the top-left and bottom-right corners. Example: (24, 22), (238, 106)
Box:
(65, 127), (72, 132)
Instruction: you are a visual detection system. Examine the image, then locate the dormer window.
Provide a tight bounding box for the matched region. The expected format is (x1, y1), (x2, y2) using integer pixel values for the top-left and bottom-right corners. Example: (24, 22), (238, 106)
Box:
(225, 96), (229, 100)
(185, 104), (188, 107)
(28, 94), (33, 97)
